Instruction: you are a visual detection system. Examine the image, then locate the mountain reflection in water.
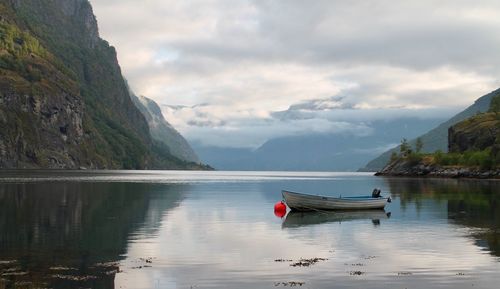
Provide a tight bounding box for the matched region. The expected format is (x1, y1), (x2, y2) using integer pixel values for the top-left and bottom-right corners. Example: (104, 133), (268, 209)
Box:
(0, 182), (186, 289)
(383, 177), (500, 258)
(0, 171), (499, 289)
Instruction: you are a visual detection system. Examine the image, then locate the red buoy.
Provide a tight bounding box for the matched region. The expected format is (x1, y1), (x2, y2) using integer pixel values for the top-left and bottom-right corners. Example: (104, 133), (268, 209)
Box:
(274, 201), (287, 218)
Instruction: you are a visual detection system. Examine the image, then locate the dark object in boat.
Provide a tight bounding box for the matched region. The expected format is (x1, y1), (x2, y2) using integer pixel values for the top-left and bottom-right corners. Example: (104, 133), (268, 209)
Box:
(372, 188), (382, 198)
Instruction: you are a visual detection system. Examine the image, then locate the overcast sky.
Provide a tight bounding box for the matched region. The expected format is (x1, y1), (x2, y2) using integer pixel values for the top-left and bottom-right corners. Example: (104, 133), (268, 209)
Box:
(89, 0), (499, 148)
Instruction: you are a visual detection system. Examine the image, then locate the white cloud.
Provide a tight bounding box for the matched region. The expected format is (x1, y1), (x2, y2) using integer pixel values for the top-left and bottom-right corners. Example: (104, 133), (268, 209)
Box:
(89, 0), (500, 147)
(161, 102), (460, 148)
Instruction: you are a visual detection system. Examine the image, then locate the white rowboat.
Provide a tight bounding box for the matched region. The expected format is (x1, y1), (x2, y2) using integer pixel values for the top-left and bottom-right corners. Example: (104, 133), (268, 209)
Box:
(282, 190), (390, 211)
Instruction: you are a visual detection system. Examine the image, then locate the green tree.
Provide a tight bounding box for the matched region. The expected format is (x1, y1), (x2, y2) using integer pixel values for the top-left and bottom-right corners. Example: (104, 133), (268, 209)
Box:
(400, 138), (411, 156)
(415, 137), (423, 153)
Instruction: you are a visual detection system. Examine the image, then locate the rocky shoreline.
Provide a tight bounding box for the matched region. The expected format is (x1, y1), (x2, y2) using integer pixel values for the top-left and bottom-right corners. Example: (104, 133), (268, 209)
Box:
(375, 160), (500, 179)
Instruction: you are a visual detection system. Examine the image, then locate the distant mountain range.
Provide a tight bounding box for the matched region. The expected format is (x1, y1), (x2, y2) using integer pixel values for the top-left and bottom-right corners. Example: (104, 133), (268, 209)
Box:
(193, 117), (447, 171)
(361, 88), (500, 171)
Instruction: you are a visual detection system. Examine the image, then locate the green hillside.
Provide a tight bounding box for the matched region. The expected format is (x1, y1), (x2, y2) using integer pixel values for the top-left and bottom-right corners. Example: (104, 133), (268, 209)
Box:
(362, 88), (500, 171)
(377, 93), (500, 177)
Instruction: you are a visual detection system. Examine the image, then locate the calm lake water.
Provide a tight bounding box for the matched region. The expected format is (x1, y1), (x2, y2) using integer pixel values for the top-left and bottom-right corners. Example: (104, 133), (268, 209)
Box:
(0, 171), (499, 289)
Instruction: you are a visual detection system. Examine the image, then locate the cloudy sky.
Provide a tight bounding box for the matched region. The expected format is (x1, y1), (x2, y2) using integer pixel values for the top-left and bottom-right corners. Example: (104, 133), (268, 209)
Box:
(89, 0), (499, 148)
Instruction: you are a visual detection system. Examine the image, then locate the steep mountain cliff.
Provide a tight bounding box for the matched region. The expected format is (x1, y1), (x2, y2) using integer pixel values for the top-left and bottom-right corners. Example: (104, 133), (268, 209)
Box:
(0, 0), (203, 169)
(130, 93), (200, 163)
(362, 88), (500, 171)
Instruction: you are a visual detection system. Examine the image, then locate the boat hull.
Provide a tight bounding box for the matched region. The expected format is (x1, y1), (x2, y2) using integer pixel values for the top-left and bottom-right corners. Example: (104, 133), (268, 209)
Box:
(282, 190), (389, 211)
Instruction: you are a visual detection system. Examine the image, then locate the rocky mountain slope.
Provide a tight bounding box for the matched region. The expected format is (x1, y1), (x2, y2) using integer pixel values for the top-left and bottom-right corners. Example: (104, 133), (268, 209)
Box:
(448, 112), (500, 154)
(130, 93), (200, 163)
(362, 88), (500, 171)
(0, 0), (203, 169)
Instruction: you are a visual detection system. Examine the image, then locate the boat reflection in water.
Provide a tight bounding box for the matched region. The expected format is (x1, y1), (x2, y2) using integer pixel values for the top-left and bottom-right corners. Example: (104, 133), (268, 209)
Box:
(282, 210), (391, 228)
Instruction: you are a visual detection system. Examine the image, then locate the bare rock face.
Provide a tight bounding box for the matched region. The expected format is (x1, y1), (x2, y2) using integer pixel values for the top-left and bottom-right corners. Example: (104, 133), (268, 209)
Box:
(0, 93), (84, 168)
(10, 0), (99, 48)
(55, 0), (88, 16)
(0, 49), (88, 168)
(54, 0), (99, 47)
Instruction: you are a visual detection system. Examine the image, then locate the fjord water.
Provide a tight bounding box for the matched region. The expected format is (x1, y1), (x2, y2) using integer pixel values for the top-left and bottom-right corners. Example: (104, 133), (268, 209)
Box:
(0, 171), (499, 289)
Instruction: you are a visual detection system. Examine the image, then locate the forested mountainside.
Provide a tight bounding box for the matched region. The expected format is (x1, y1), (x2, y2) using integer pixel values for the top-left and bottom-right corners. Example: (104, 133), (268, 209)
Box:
(0, 0), (205, 169)
(362, 88), (500, 171)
